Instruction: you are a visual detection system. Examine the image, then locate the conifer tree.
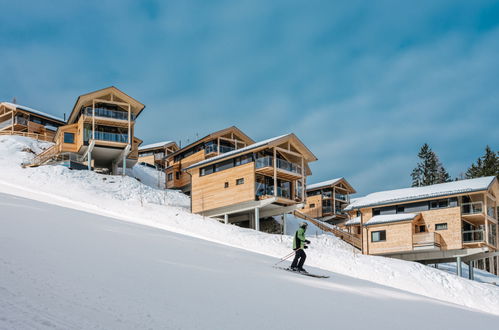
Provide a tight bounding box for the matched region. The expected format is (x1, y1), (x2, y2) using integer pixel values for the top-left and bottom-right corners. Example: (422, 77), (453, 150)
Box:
(465, 146), (499, 179)
(411, 143), (450, 186)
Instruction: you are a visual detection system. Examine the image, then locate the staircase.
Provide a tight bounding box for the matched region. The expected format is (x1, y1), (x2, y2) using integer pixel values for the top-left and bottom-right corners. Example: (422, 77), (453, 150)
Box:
(293, 210), (362, 250)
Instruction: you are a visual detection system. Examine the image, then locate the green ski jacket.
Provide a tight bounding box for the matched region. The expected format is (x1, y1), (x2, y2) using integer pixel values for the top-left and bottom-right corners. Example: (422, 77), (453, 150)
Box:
(293, 227), (307, 250)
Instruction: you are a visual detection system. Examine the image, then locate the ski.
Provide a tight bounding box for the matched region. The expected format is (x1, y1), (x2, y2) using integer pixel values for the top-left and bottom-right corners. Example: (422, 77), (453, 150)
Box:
(274, 266), (330, 278)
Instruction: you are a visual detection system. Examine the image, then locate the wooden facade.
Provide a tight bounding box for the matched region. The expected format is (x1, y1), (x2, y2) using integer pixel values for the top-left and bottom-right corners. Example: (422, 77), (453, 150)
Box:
(165, 126), (254, 194)
(345, 177), (499, 275)
(0, 102), (65, 142)
(186, 133), (317, 228)
(26, 87), (145, 173)
(138, 141), (179, 170)
(301, 178), (356, 223)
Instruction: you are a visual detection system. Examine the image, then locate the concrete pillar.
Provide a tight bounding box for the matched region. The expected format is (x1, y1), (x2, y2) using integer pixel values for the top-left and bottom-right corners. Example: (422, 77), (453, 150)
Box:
(122, 156), (126, 176)
(224, 214), (228, 225)
(87, 152), (92, 171)
(255, 207), (260, 231)
(456, 256), (462, 277)
(282, 214), (286, 235)
(468, 262), (474, 280)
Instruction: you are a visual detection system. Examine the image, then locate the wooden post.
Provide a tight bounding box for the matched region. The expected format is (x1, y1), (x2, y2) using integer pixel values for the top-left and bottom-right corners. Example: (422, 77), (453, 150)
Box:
(273, 147), (277, 197)
(127, 104), (131, 144)
(217, 137), (220, 154)
(484, 193), (489, 245)
(11, 111), (14, 133)
(333, 187), (336, 215)
(301, 156), (304, 202)
(92, 100), (95, 140)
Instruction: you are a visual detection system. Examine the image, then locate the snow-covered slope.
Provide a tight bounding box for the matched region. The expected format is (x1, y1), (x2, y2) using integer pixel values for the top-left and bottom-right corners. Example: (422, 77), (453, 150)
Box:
(1, 193), (499, 329)
(131, 163), (166, 189)
(1, 135), (499, 317)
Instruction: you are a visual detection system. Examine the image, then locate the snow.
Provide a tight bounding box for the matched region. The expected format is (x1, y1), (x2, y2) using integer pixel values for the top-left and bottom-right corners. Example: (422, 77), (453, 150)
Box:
(186, 134), (290, 169)
(2, 102), (65, 123)
(346, 176), (496, 210)
(1, 135), (499, 319)
(345, 216), (361, 226)
(3, 193), (499, 329)
(307, 177), (342, 190)
(131, 163), (166, 189)
(364, 213), (418, 226)
(138, 140), (174, 151)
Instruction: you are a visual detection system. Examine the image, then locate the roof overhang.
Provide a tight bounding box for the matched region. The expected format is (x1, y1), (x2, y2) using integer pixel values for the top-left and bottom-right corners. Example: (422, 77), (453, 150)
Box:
(67, 86), (145, 124)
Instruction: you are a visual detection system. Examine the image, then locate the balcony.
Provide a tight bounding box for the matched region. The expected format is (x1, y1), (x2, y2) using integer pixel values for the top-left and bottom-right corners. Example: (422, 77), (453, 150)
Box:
(462, 230), (484, 244)
(87, 131), (128, 143)
(0, 116), (28, 130)
(82, 107), (135, 121)
(255, 156), (302, 179)
(322, 206), (332, 214)
(154, 153), (165, 161)
(255, 183), (292, 200)
(462, 201), (483, 215)
(335, 193), (348, 202)
(413, 232), (442, 250)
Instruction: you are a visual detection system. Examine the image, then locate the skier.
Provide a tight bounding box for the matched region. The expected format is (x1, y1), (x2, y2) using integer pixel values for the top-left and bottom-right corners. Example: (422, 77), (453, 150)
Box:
(290, 222), (311, 273)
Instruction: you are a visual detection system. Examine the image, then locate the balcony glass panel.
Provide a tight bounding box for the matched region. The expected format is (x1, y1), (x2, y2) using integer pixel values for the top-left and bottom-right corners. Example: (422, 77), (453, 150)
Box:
(462, 230), (484, 243)
(255, 156), (273, 168)
(83, 107), (135, 121)
(0, 119), (12, 130)
(255, 156), (301, 174)
(461, 202), (483, 215)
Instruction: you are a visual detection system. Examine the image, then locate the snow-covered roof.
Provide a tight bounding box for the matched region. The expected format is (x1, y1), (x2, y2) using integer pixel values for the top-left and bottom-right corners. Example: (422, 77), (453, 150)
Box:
(186, 134), (290, 170)
(307, 178), (342, 191)
(345, 176), (496, 211)
(364, 213), (418, 226)
(2, 102), (65, 123)
(345, 216), (361, 226)
(44, 125), (57, 131)
(139, 141), (174, 151)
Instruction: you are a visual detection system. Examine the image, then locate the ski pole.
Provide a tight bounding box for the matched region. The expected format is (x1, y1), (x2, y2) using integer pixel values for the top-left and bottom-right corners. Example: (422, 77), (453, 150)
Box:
(274, 251), (296, 266)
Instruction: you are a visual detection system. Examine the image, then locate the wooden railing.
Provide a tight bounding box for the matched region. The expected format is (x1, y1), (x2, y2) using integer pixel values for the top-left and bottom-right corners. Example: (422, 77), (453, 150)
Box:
(26, 145), (60, 167)
(0, 130), (55, 142)
(413, 232), (442, 248)
(293, 210), (361, 250)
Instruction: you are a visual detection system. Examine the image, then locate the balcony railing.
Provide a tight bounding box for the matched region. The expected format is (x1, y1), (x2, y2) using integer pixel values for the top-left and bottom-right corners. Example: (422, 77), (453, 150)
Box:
(413, 232), (442, 249)
(335, 193), (348, 201)
(0, 116), (28, 130)
(255, 156), (302, 175)
(220, 145), (235, 153)
(487, 206), (496, 219)
(461, 201), (483, 215)
(255, 184), (292, 200)
(90, 131), (128, 143)
(83, 107), (135, 121)
(154, 153), (165, 161)
(322, 206), (332, 214)
(462, 230), (484, 243)
(0, 119), (12, 130)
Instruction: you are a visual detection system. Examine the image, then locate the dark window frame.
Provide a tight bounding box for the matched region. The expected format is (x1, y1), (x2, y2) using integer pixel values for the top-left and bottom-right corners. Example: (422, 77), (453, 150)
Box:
(63, 132), (75, 144)
(435, 223), (448, 230)
(371, 230), (386, 242)
(236, 178), (244, 185)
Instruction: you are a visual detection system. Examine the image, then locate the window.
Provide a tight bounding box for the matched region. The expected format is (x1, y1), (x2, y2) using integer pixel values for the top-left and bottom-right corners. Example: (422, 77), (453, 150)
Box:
(371, 230), (386, 242)
(418, 225), (426, 233)
(435, 223), (448, 230)
(224, 182), (229, 188)
(175, 172), (180, 180)
(64, 132), (75, 144)
(167, 173), (173, 181)
(373, 209), (381, 216)
(236, 178), (244, 185)
(309, 203), (316, 208)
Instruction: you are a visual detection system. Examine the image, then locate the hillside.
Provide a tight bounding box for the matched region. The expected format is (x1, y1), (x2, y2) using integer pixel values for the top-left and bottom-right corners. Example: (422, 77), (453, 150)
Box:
(0, 135), (499, 319)
(2, 192), (499, 329)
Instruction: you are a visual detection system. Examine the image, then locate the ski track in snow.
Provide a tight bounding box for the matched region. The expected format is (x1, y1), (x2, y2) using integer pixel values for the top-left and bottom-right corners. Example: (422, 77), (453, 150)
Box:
(0, 135), (499, 317)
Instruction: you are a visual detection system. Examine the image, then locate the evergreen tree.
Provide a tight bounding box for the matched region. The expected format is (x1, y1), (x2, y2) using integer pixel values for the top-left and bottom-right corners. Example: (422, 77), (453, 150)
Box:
(465, 146), (499, 179)
(411, 143), (450, 186)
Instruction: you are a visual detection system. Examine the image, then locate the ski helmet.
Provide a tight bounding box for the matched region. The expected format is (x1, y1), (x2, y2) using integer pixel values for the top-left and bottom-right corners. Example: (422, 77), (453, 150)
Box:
(300, 222), (308, 228)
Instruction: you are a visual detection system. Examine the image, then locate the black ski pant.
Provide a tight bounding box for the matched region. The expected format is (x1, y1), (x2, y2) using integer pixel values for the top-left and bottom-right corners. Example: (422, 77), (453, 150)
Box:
(290, 249), (306, 269)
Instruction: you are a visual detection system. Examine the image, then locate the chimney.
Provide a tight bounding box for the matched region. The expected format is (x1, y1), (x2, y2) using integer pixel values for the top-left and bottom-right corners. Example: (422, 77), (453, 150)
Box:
(64, 113), (66, 121)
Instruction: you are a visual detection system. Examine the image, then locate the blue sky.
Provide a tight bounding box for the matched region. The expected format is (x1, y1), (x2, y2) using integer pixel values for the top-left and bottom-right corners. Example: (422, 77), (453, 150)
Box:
(1, 0), (498, 196)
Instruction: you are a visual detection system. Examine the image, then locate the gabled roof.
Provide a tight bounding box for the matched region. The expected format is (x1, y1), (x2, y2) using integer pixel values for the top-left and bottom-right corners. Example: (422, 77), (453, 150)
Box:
(1, 102), (65, 123)
(67, 86), (145, 124)
(363, 213), (419, 226)
(185, 133), (317, 171)
(345, 176), (497, 211)
(139, 141), (177, 151)
(307, 177), (356, 193)
(167, 126), (255, 159)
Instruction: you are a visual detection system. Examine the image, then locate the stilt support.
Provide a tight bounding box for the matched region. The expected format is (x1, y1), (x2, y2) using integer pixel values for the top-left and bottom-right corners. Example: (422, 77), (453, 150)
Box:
(224, 214), (228, 225)
(255, 207), (260, 231)
(456, 256), (462, 277)
(468, 261), (474, 280)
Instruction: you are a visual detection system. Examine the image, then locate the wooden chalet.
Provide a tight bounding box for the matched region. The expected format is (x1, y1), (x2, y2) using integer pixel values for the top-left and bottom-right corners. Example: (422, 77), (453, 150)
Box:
(165, 126), (254, 194)
(301, 178), (356, 224)
(0, 102), (66, 142)
(26, 87), (145, 173)
(185, 133), (317, 230)
(138, 141), (179, 170)
(344, 176), (499, 276)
